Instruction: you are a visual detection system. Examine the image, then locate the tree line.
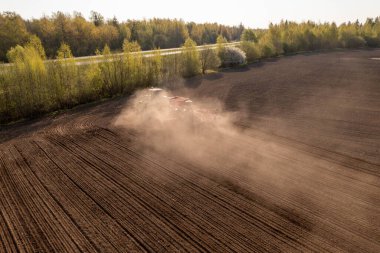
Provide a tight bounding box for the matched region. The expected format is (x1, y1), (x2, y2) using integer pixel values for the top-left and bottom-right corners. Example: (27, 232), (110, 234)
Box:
(239, 19), (380, 62)
(1, 14), (380, 124)
(0, 11), (244, 62)
(0, 33), (248, 123)
(0, 40), (166, 123)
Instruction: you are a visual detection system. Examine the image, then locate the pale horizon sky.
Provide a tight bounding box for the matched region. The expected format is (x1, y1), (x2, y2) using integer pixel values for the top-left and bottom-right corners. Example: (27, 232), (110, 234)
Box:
(1, 0), (380, 28)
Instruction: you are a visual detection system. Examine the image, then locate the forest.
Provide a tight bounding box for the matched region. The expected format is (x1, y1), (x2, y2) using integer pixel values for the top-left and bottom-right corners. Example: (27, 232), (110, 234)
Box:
(0, 11), (380, 124)
(239, 18), (380, 62)
(0, 11), (244, 61)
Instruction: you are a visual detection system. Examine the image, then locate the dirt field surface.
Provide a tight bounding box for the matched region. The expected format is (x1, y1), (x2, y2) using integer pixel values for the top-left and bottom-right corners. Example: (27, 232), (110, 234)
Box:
(1, 49), (380, 252)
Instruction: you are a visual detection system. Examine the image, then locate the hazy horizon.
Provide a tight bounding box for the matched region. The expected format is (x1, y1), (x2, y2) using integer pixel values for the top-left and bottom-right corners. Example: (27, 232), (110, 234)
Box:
(1, 0), (380, 28)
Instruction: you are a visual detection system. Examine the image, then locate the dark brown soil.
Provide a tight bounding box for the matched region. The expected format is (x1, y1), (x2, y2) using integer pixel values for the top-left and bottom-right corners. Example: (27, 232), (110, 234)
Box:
(1, 49), (379, 252)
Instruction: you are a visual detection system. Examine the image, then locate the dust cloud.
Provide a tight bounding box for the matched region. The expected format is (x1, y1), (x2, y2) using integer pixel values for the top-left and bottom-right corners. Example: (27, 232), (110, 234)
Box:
(114, 88), (250, 170)
(113, 87), (312, 187)
(113, 88), (312, 214)
(112, 88), (325, 233)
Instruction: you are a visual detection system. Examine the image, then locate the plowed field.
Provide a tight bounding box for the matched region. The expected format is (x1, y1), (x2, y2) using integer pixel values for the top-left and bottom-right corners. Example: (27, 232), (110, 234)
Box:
(1, 49), (380, 252)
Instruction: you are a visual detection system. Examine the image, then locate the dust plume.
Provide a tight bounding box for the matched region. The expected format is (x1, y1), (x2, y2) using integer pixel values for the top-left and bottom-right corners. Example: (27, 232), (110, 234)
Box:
(113, 88), (304, 215)
(114, 88), (249, 169)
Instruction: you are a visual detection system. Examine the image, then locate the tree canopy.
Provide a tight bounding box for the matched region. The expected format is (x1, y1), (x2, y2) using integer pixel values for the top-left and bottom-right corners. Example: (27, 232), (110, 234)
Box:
(1, 11), (379, 63)
(0, 11), (244, 62)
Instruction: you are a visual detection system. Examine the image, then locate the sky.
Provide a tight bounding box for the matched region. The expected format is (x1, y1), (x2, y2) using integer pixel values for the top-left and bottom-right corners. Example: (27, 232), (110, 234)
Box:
(1, 0), (380, 28)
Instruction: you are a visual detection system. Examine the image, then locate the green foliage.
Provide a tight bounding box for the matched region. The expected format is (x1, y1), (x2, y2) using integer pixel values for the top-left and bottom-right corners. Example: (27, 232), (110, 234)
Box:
(241, 29), (258, 42)
(99, 44), (124, 95)
(181, 38), (201, 77)
(0, 12), (29, 61)
(339, 24), (366, 48)
(240, 41), (260, 62)
(79, 62), (102, 102)
(26, 35), (46, 60)
(122, 40), (141, 53)
(257, 34), (277, 58)
(160, 53), (182, 85)
(118, 24), (131, 43)
(102, 42), (141, 95)
(361, 18), (380, 47)
(102, 44), (111, 55)
(216, 35), (227, 58)
(26, 35), (46, 59)
(57, 42), (73, 59)
(54, 43), (78, 106)
(199, 48), (221, 74)
(6, 35), (46, 62)
(2, 16), (380, 123)
(2, 11), (380, 63)
(145, 50), (163, 86)
(90, 11), (104, 26)
(317, 23), (339, 49)
(0, 12), (241, 61)
(0, 40), (168, 123)
(1, 44), (48, 120)
(253, 19), (379, 57)
(265, 25), (284, 55)
(6, 45), (25, 62)
(253, 20), (368, 57)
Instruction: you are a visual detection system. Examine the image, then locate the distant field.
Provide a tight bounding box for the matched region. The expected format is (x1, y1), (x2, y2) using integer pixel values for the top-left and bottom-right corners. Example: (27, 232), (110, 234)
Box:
(1, 49), (379, 252)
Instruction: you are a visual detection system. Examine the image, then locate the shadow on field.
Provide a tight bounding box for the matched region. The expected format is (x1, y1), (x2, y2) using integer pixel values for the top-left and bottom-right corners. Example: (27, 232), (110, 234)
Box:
(220, 177), (315, 232)
(204, 72), (224, 80)
(184, 75), (203, 89)
(0, 118), (54, 143)
(0, 97), (127, 144)
(222, 65), (251, 72)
